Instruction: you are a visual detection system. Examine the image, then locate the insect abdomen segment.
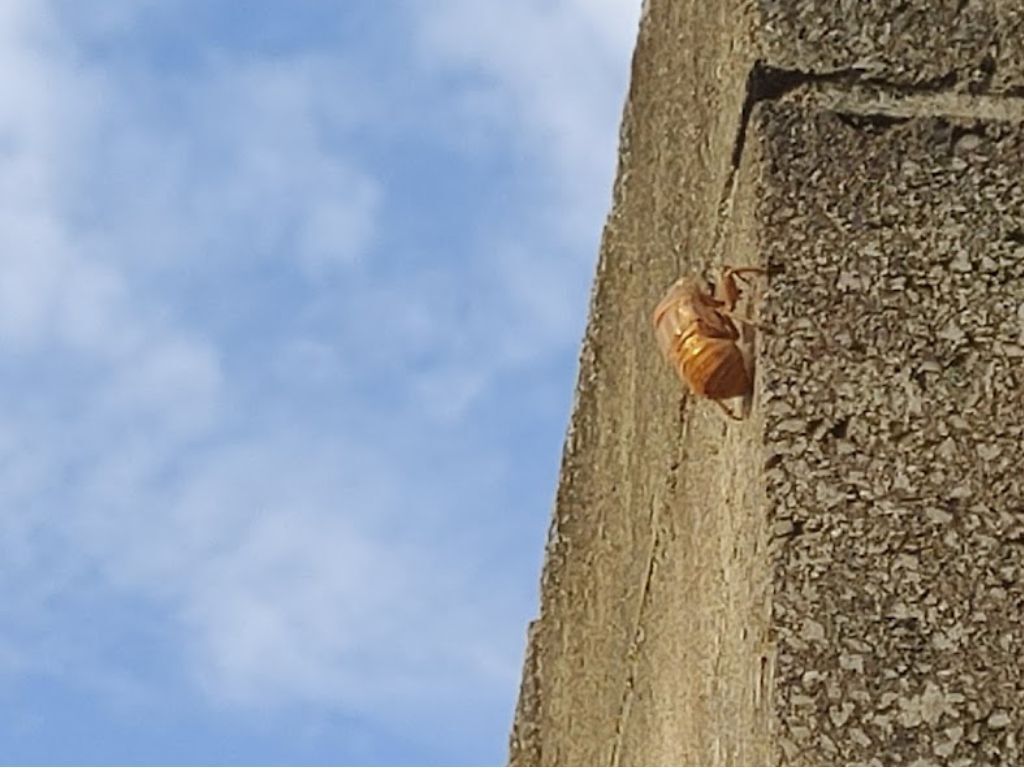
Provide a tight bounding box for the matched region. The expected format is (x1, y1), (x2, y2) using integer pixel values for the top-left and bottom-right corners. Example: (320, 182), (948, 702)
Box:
(676, 333), (750, 399)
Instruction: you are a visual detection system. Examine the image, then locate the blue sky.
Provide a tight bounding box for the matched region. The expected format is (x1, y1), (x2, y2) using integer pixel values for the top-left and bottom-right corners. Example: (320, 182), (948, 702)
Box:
(0, 1), (639, 764)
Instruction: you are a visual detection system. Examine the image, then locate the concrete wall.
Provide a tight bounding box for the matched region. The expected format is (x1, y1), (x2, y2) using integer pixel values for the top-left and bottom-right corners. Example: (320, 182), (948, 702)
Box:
(509, 1), (1024, 765)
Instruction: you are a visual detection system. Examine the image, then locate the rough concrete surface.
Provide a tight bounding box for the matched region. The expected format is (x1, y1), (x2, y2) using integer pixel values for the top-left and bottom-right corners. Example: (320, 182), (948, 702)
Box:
(761, 0), (1024, 92)
(760, 101), (1024, 764)
(510, 0), (1024, 765)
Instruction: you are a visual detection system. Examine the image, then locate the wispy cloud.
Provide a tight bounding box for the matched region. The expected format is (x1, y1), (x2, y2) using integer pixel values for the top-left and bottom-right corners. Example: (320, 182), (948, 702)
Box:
(0, 0), (390, 693)
(73, 53), (382, 280)
(415, 0), (636, 245)
(0, 0), (640, 761)
(401, 0), (639, 418)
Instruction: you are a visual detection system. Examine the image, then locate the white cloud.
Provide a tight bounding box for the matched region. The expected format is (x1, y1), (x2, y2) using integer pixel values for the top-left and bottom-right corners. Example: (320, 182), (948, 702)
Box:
(0, 0), (641, 742)
(0, 0), (520, 723)
(386, 0), (642, 424)
(297, 182), (380, 272)
(80, 440), (419, 702)
(74, 50), (383, 281)
(98, 335), (224, 439)
(415, 0), (641, 244)
(187, 55), (382, 275)
(62, 435), (514, 713)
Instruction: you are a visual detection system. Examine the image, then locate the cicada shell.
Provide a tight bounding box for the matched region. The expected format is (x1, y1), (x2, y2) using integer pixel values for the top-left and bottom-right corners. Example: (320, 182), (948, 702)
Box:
(652, 266), (764, 419)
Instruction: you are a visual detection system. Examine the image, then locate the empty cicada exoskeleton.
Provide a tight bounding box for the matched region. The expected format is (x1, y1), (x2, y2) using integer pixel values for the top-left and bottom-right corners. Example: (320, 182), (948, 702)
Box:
(652, 265), (765, 420)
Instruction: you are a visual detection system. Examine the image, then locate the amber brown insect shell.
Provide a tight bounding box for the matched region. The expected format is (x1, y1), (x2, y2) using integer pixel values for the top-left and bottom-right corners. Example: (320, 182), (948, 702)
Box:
(652, 266), (764, 420)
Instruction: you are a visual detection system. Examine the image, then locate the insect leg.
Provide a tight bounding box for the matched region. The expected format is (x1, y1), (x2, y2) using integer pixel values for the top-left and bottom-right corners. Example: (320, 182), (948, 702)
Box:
(723, 266), (766, 281)
(719, 266), (766, 311)
(717, 268), (741, 311)
(712, 398), (744, 421)
(718, 266), (769, 333)
(738, 340), (756, 419)
(720, 310), (771, 334)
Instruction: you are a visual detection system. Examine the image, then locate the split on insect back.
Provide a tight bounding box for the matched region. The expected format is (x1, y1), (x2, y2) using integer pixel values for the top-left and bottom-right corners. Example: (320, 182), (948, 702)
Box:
(652, 265), (765, 421)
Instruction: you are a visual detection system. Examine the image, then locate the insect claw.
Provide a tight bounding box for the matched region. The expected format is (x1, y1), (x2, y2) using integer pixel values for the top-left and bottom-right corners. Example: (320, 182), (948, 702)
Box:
(723, 266), (766, 284)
